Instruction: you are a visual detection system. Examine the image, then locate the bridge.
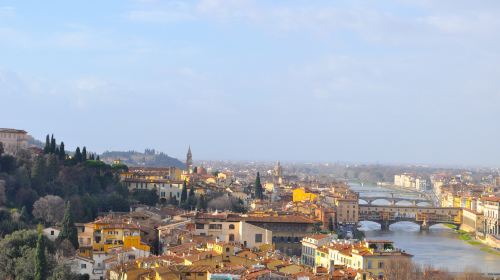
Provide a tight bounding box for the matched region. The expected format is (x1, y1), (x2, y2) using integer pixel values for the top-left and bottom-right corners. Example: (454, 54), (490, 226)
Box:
(359, 205), (462, 230)
(358, 196), (431, 206)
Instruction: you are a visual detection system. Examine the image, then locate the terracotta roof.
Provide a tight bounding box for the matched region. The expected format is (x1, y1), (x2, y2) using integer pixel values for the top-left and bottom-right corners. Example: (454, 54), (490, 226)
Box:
(0, 128), (27, 134)
(482, 196), (500, 202)
(304, 234), (329, 241)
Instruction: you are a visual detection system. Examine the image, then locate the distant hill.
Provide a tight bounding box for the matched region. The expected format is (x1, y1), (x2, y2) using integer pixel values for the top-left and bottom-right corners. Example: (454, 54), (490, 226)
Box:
(100, 149), (185, 168)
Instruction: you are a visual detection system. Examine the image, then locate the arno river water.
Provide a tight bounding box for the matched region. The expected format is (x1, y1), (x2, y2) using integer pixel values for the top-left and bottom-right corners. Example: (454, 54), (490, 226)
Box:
(349, 182), (500, 273)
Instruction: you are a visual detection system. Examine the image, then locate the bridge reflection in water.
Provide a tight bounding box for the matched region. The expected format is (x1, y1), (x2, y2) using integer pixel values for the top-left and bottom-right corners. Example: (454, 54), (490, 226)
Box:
(359, 205), (462, 230)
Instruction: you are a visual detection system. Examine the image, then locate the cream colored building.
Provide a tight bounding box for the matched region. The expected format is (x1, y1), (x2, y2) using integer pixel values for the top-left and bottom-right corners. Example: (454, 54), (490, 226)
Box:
(0, 128), (28, 155)
(326, 240), (412, 280)
(335, 197), (359, 224)
(194, 213), (272, 249)
(482, 196), (499, 236)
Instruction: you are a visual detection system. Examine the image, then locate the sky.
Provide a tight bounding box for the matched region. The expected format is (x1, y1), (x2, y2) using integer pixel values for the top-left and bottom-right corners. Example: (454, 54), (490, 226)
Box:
(1, 0), (500, 166)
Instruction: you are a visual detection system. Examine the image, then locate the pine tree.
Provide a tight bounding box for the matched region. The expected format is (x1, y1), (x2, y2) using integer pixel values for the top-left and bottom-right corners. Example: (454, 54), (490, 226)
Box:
(82, 147), (87, 161)
(58, 201), (79, 249)
(74, 147), (82, 163)
(50, 134), (56, 154)
(96, 155), (100, 161)
(44, 134), (50, 154)
(59, 142), (66, 160)
(255, 172), (264, 199)
(180, 180), (188, 206)
(35, 224), (47, 280)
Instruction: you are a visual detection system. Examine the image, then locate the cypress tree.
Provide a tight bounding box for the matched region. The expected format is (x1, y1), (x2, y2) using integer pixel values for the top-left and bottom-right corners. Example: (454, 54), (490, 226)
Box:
(0, 142), (4, 156)
(180, 180), (188, 205)
(35, 224), (47, 280)
(82, 147), (87, 161)
(255, 172), (264, 199)
(96, 155), (100, 161)
(188, 185), (196, 208)
(50, 134), (56, 153)
(44, 134), (50, 154)
(46, 154), (58, 181)
(59, 142), (66, 160)
(58, 201), (79, 249)
(74, 147), (82, 163)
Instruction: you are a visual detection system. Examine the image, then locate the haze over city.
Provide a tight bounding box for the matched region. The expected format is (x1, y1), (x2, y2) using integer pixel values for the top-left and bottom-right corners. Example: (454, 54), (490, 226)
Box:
(2, 0), (500, 166)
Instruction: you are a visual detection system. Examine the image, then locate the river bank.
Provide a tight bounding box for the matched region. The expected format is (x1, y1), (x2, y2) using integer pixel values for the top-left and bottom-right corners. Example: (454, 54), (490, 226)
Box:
(444, 224), (500, 256)
(350, 182), (500, 273)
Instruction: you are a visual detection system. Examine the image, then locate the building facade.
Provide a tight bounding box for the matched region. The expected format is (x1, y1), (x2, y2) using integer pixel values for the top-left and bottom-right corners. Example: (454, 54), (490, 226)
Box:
(0, 128), (28, 155)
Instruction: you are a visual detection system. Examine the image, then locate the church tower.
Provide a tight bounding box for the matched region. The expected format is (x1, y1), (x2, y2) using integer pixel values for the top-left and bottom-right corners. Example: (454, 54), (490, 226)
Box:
(186, 146), (193, 174)
(274, 161), (283, 185)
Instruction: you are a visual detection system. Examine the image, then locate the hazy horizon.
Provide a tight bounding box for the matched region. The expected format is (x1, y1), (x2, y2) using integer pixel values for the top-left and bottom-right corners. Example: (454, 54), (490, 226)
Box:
(2, 1), (500, 166)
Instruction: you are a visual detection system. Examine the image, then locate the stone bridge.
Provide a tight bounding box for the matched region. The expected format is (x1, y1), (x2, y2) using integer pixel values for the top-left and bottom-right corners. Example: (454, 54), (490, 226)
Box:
(358, 196), (431, 206)
(359, 205), (462, 230)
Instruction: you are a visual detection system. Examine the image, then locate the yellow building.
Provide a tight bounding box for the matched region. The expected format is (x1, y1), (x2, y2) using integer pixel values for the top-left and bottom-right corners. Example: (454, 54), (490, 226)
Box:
(293, 188), (318, 202)
(81, 218), (150, 254)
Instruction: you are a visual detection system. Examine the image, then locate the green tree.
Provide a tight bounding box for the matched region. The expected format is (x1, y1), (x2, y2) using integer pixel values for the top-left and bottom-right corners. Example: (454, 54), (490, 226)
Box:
(59, 142), (66, 160)
(46, 154), (58, 181)
(180, 180), (188, 205)
(254, 172), (264, 199)
(32, 156), (47, 195)
(74, 147), (82, 163)
(188, 185), (196, 208)
(82, 147), (87, 161)
(44, 134), (50, 154)
(196, 194), (205, 211)
(50, 135), (56, 154)
(20, 206), (30, 223)
(57, 202), (79, 249)
(0, 141), (4, 157)
(35, 225), (47, 280)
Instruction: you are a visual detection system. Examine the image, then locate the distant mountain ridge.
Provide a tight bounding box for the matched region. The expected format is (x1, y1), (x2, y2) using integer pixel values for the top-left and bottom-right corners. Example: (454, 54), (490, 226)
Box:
(100, 149), (185, 168)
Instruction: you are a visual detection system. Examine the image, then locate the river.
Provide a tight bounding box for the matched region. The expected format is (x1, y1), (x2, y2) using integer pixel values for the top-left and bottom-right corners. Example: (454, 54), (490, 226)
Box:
(349, 182), (500, 273)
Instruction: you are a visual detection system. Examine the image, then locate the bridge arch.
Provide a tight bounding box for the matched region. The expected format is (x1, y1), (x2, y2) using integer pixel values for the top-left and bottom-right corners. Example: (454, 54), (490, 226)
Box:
(358, 199), (369, 205)
(416, 201), (431, 206)
(394, 200), (413, 206)
(370, 198), (392, 205)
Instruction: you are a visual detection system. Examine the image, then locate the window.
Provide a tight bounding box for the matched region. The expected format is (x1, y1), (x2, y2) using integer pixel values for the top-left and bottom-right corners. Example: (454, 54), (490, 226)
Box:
(255, 234), (263, 243)
(229, 234), (235, 241)
(367, 261), (372, 269)
(196, 223), (205, 229)
(198, 273), (204, 276)
(209, 224), (222, 230)
(50, 230), (54, 236)
(378, 261), (384, 269)
(229, 224), (235, 230)
(226, 247), (230, 252)
(81, 264), (87, 269)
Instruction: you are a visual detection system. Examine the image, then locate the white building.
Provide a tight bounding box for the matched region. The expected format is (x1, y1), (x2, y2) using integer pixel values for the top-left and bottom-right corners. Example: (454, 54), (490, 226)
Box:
(42, 226), (61, 242)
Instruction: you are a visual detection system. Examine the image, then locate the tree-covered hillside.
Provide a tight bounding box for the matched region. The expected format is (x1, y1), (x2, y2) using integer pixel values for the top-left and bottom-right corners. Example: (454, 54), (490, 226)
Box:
(100, 149), (185, 168)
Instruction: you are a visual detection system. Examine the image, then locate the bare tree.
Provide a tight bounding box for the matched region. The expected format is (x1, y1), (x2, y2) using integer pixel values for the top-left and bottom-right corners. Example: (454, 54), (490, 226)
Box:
(383, 257), (418, 280)
(32, 195), (65, 225)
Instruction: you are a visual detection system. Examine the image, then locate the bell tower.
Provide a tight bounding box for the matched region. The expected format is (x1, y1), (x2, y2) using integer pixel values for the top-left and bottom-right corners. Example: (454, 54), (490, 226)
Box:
(186, 146), (193, 174)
